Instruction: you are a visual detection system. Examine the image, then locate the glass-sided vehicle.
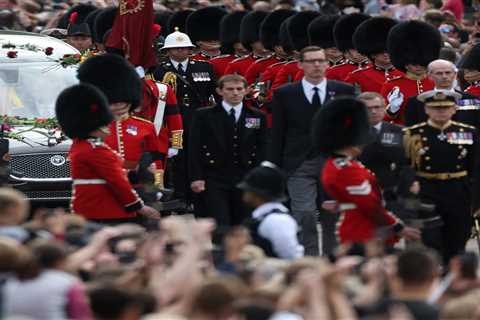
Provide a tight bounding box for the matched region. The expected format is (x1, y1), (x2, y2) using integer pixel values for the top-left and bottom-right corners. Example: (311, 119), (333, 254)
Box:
(0, 31), (79, 202)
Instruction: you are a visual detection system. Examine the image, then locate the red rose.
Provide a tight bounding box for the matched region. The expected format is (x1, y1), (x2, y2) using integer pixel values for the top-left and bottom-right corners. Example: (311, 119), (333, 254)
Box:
(74, 54), (81, 59)
(7, 51), (17, 58)
(63, 54), (71, 58)
(45, 47), (54, 56)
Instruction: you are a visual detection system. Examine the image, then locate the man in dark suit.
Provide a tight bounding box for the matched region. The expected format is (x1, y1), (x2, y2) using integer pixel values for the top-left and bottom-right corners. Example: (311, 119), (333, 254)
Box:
(405, 59), (480, 128)
(358, 92), (417, 207)
(154, 29), (218, 206)
(269, 46), (355, 256)
(189, 74), (267, 227)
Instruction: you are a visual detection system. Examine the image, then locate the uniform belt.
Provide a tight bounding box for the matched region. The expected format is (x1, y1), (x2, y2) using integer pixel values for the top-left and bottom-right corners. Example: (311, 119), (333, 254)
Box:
(73, 179), (107, 185)
(339, 203), (357, 211)
(416, 171), (467, 180)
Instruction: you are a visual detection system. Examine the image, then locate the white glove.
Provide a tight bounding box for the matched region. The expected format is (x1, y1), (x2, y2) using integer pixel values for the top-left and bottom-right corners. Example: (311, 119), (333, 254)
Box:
(168, 148), (179, 158)
(135, 66), (145, 79)
(386, 87), (404, 115)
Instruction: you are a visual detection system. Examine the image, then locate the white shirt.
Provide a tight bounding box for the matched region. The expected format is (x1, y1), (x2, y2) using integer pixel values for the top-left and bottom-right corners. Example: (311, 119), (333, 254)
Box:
(252, 202), (304, 260)
(170, 59), (188, 72)
(374, 122), (382, 132)
(302, 78), (327, 104)
(222, 101), (243, 122)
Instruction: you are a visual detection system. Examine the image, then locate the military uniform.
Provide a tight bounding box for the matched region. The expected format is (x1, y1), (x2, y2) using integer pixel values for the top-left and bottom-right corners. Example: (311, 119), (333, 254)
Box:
(381, 73), (434, 125)
(344, 65), (403, 93)
(403, 91), (480, 262)
(293, 58), (346, 82)
(224, 54), (257, 77)
(466, 82), (480, 97)
(245, 54), (283, 86)
(210, 54), (237, 78)
(104, 116), (162, 170)
(271, 60), (300, 92)
(191, 52), (219, 62)
(322, 156), (402, 245)
(71, 138), (143, 220)
(325, 60), (370, 82)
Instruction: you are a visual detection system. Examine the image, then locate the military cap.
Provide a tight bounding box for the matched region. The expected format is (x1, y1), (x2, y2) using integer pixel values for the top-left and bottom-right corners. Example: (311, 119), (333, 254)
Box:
(287, 11), (320, 51)
(240, 10), (269, 50)
(353, 16), (397, 56)
(333, 13), (370, 52)
(167, 9), (194, 34)
(308, 15), (340, 49)
(459, 43), (480, 71)
(417, 90), (461, 108)
(220, 11), (247, 54)
(260, 9), (295, 51)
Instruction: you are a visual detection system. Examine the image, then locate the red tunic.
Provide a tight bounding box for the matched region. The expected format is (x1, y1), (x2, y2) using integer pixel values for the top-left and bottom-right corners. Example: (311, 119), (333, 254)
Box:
(465, 84), (480, 97)
(380, 74), (434, 125)
(271, 60), (300, 92)
(190, 52), (218, 62)
(322, 156), (400, 244)
(224, 54), (257, 77)
(325, 60), (370, 82)
(105, 116), (161, 170)
(344, 65), (404, 93)
(70, 138), (143, 220)
(135, 79), (183, 169)
(260, 61), (288, 127)
(293, 59), (346, 81)
(210, 54), (237, 78)
(244, 55), (284, 85)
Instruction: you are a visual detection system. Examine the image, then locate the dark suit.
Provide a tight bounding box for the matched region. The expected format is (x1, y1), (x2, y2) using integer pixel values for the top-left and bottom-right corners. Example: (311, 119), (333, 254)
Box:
(154, 58), (217, 201)
(269, 79), (355, 256)
(405, 90), (480, 128)
(189, 103), (267, 227)
(358, 122), (415, 205)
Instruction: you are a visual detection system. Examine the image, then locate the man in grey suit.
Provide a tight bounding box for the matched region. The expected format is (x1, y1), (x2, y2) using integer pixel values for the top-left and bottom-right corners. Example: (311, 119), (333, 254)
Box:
(269, 46), (355, 255)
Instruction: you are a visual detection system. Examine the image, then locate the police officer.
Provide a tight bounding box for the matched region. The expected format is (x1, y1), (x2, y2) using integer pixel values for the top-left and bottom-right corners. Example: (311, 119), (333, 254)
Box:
(153, 29), (217, 204)
(403, 90), (480, 263)
(238, 161), (303, 260)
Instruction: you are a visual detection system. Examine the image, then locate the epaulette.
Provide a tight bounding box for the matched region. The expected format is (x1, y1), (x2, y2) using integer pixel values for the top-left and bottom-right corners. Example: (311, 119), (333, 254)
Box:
(131, 115), (154, 124)
(451, 121), (476, 130)
(210, 54), (231, 61)
(284, 60), (298, 65)
(255, 55), (274, 63)
(403, 122), (427, 132)
(87, 138), (105, 148)
(350, 65), (372, 74)
(328, 62), (348, 70)
(333, 157), (350, 168)
(267, 61), (287, 69)
(386, 75), (403, 82)
(230, 55), (252, 63)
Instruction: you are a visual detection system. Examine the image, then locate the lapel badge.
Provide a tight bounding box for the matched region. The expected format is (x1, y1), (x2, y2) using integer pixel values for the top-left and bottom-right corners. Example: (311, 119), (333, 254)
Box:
(245, 117), (260, 129)
(126, 125), (138, 136)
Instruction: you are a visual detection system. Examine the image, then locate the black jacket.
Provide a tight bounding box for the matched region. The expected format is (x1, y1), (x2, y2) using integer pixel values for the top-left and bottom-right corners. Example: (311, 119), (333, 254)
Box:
(188, 103), (267, 181)
(268, 80), (355, 173)
(405, 90), (480, 128)
(358, 122), (415, 197)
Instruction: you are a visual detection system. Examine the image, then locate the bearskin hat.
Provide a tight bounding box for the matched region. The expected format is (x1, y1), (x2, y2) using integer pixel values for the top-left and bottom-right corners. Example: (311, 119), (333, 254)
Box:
(186, 7), (226, 44)
(55, 83), (112, 140)
(57, 4), (97, 29)
(353, 17), (396, 56)
(167, 9), (194, 34)
(312, 97), (371, 154)
(260, 9), (295, 51)
(458, 43), (480, 70)
(278, 16), (294, 53)
(308, 15), (340, 49)
(85, 9), (101, 41)
(77, 54), (142, 109)
(220, 11), (247, 53)
(387, 20), (442, 72)
(287, 11), (320, 51)
(67, 23), (91, 37)
(155, 11), (173, 38)
(333, 13), (369, 52)
(240, 10), (268, 50)
(93, 7), (117, 44)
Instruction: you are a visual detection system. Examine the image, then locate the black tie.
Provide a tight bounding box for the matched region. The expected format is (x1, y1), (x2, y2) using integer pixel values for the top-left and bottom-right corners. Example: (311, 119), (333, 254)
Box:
(177, 63), (184, 73)
(312, 87), (321, 108)
(229, 108), (236, 124)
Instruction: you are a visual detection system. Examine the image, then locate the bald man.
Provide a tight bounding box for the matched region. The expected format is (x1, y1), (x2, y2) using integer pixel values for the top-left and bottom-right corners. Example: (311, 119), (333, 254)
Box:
(405, 59), (480, 128)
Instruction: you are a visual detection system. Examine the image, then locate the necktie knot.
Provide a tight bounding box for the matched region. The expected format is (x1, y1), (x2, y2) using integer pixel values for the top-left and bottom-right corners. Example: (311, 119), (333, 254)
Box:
(229, 108), (236, 124)
(177, 63), (184, 73)
(311, 86), (321, 107)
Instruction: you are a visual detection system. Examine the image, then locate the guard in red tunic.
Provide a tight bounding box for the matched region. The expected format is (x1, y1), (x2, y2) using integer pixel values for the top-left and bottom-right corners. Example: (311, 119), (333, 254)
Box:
(244, 9), (295, 86)
(210, 11), (249, 78)
(292, 15), (345, 81)
(312, 97), (420, 245)
(186, 7), (226, 62)
(380, 21), (441, 125)
(459, 44), (480, 97)
(344, 17), (403, 94)
(224, 11), (270, 76)
(325, 13), (370, 82)
(55, 83), (160, 222)
(271, 11), (319, 92)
